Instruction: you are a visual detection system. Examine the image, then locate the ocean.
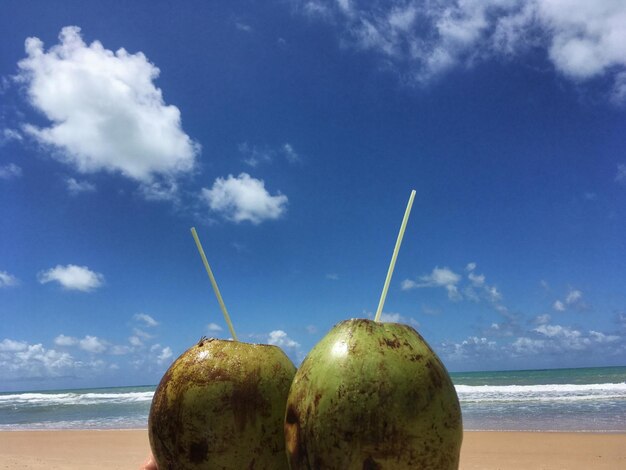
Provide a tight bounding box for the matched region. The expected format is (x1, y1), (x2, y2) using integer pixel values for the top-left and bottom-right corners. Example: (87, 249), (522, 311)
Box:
(1, 366), (624, 432)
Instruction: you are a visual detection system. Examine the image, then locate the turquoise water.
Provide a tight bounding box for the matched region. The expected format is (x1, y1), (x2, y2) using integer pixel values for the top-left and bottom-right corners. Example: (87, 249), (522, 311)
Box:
(1, 366), (625, 431)
(451, 366), (626, 432)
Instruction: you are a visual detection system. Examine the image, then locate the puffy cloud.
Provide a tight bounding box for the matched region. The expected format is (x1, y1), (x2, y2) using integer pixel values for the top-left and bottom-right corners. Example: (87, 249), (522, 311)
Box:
(268, 330), (300, 349)
(589, 330), (620, 344)
(0, 163), (22, 180)
(38, 264), (104, 292)
(402, 266), (462, 300)
(0, 339), (28, 352)
(0, 342), (78, 379)
(440, 336), (498, 361)
(157, 346), (173, 365)
(201, 173), (288, 224)
(553, 288), (585, 311)
(16, 26), (198, 182)
(296, 1), (626, 100)
(133, 313), (159, 328)
(66, 177), (95, 195)
(0, 270), (19, 287)
(468, 272), (485, 286)
(54, 334), (78, 346)
(534, 323), (582, 339)
(403, 263), (509, 313)
(79, 335), (108, 354)
(149, 343), (173, 365)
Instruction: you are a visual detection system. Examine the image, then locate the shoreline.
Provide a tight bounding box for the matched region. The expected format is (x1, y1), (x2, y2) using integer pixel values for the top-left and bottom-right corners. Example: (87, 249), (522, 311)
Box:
(0, 430), (624, 469)
(0, 428), (626, 435)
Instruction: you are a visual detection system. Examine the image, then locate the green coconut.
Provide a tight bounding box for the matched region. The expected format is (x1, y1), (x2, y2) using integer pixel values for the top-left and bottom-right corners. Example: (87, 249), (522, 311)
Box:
(285, 319), (462, 469)
(149, 337), (296, 469)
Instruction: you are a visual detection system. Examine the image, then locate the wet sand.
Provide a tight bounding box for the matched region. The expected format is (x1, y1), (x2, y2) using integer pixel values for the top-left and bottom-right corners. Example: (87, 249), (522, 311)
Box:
(0, 430), (624, 469)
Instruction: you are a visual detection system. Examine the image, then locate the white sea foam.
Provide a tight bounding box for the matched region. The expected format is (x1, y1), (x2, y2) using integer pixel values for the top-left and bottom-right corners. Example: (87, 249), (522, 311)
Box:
(455, 382), (626, 403)
(0, 391), (154, 406)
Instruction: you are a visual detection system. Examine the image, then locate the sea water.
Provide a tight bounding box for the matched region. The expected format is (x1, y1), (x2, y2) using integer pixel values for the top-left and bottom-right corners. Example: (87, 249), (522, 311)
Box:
(0, 367), (624, 431)
(452, 366), (626, 432)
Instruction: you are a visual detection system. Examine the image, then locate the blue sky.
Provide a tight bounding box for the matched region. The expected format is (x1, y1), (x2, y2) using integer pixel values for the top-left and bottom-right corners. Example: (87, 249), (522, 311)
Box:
(1, 0), (625, 391)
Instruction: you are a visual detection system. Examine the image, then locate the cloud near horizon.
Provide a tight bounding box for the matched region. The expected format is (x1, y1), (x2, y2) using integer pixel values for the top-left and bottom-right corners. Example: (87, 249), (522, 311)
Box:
(297, 0), (626, 101)
(16, 26), (199, 183)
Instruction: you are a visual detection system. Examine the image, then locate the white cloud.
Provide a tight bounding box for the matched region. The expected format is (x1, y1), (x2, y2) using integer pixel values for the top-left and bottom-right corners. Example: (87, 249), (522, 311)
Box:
(282, 143), (301, 163)
(405, 262), (510, 315)
(402, 266), (462, 300)
(38, 264), (104, 292)
(66, 177), (95, 195)
(326, 273), (339, 280)
(565, 289), (582, 304)
(110, 345), (132, 355)
(468, 272), (485, 286)
(17, 26), (199, 182)
(79, 335), (108, 354)
(235, 21), (253, 32)
(0, 270), (19, 287)
(132, 328), (153, 340)
(238, 142), (273, 167)
(511, 336), (546, 355)
(207, 322), (223, 332)
(137, 178), (179, 202)
(553, 288), (584, 311)
(129, 336), (143, 347)
(268, 330), (300, 349)
(1, 128), (23, 143)
(133, 313), (159, 327)
(589, 330), (620, 344)
(238, 142), (301, 166)
(534, 323), (582, 339)
(440, 336), (498, 361)
(54, 334), (78, 346)
(157, 346), (173, 364)
(296, 1), (626, 100)
(0, 163), (22, 180)
(535, 314), (551, 325)
(201, 173), (288, 224)
(378, 312), (420, 327)
(6, 343), (76, 378)
(0, 339), (28, 352)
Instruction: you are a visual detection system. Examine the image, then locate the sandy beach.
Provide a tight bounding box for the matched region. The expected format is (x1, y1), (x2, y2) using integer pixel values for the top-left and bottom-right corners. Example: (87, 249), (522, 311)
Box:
(0, 430), (624, 469)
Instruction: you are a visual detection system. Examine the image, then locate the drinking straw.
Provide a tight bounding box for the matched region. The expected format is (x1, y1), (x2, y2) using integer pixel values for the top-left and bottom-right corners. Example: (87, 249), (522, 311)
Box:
(374, 190), (416, 322)
(190, 227), (238, 340)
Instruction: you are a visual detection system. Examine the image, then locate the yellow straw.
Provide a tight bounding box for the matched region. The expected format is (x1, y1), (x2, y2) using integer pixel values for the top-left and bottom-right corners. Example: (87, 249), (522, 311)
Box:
(374, 190), (416, 322)
(190, 227), (238, 341)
